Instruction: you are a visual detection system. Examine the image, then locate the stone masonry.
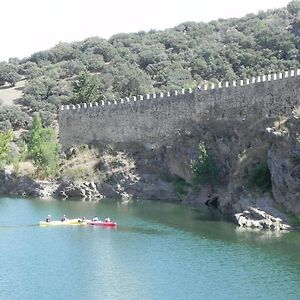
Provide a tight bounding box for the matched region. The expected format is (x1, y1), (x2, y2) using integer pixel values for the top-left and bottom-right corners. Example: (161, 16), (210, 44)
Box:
(59, 70), (300, 150)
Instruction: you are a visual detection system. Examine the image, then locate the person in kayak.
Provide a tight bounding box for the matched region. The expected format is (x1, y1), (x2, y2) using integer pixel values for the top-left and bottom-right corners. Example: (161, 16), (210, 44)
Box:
(105, 217), (111, 223)
(61, 214), (68, 222)
(46, 215), (51, 222)
(92, 216), (99, 222)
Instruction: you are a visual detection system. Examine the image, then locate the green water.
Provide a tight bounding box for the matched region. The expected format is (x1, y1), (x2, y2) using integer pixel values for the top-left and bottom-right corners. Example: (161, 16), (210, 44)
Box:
(0, 197), (300, 300)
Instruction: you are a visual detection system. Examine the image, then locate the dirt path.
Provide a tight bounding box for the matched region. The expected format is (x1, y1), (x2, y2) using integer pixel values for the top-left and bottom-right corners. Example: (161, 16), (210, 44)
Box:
(0, 79), (26, 106)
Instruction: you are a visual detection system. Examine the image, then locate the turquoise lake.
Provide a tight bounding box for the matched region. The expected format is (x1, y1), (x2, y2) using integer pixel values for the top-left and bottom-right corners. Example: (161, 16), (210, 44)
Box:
(0, 197), (300, 300)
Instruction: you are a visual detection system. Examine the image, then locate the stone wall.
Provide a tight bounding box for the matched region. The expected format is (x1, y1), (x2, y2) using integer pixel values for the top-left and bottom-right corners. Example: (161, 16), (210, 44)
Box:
(59, 70), (300, 149)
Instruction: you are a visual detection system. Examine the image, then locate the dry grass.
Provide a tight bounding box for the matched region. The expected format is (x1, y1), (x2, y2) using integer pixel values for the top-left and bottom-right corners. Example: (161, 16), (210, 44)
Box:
(15, 161), (36, 177)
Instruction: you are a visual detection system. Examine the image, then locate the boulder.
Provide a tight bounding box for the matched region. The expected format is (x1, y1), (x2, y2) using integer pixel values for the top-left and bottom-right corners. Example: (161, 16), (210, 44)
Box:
(235, 206), (291, 231)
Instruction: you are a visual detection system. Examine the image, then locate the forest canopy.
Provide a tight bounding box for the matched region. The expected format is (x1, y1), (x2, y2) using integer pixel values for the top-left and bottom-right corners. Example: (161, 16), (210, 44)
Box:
(2, 1), (300, 114)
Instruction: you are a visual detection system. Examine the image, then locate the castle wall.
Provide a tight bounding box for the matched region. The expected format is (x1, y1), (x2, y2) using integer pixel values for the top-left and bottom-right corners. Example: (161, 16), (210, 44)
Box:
(59, 70), (300, 149)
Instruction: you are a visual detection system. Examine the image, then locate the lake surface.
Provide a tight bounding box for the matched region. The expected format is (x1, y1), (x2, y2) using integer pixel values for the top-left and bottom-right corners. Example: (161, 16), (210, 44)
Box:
(0, 197), (300, 300)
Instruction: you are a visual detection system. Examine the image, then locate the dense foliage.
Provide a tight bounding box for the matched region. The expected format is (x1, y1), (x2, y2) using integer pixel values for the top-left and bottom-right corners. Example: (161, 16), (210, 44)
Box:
(0, 130), (13, 168)
(0, 106), (30, 131)
(27, 114), (60, 178)
(0, 1), (298, 110)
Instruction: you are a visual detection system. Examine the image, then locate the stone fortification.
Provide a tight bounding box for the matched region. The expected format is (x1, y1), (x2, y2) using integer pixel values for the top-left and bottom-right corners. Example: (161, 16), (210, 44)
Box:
(59, 70), (300, 149)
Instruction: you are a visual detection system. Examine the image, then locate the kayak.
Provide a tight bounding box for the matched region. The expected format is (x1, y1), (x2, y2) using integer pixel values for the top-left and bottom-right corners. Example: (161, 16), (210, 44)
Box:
(89, 221), (117, 227)
(39, 218), (87, 226)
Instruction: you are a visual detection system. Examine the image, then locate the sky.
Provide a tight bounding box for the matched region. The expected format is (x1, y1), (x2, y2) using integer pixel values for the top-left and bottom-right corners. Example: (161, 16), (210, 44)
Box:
(0, 0), (291, 61)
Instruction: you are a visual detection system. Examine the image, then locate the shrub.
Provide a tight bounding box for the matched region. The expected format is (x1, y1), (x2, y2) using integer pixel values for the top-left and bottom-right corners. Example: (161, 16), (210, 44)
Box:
(247, 164), (272, 192)
(191, 141), (219, 192)
(0, 106), (30, 130)
(27, 113), (60, 178)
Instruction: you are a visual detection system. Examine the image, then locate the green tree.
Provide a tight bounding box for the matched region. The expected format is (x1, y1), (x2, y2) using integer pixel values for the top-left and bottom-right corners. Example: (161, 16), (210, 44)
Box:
(0, 62), (20, 87)
(191, 141), (219, 192)
(71, 72), (100, 104)
(0, 130), (13, 168)
(28, 113), (60, 178)
(287, 0), (300, 15)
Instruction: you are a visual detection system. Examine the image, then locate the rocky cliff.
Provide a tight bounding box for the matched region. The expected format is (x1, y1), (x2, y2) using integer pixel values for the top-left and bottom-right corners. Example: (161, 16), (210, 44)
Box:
(1, 114), (299, 228)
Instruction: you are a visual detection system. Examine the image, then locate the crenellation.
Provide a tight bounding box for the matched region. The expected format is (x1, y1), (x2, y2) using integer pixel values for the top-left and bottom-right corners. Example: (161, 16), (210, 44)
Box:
(59, 69), (300, 149)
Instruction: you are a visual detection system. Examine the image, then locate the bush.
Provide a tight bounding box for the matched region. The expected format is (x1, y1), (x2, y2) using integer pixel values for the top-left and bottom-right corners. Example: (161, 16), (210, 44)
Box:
(27, 113), (60, 178)
(0, 106), (30, 130)
(248, 164), (272, 192)
(191, 141), (219, 192)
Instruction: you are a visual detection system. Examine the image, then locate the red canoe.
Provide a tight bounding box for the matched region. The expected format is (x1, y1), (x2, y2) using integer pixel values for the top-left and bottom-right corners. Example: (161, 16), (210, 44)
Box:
(89, 221), (117, 227)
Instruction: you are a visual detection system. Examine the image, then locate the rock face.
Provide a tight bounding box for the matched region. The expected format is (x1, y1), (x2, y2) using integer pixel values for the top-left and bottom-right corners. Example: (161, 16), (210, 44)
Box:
(235, 207), (291, 231)
(267, 118), (300, 217)
(0, 170), (41, 197)
(56, 181), (103, 199)
(2, 114), (300, 230)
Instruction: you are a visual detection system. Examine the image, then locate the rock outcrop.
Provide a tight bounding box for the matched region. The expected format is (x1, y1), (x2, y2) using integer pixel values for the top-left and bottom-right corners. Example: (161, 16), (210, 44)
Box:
(235, 207), (291, 231)
(56, 181), (103, 199)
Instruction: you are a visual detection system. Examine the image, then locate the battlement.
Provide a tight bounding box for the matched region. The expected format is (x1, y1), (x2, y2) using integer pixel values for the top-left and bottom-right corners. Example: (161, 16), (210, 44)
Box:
(60, 69), (300, 112)
(59, 69), (300, 149)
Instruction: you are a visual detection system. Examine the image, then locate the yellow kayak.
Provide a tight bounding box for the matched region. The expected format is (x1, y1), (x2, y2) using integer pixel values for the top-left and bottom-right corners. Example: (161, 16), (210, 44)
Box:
(39, 218), (88, 226)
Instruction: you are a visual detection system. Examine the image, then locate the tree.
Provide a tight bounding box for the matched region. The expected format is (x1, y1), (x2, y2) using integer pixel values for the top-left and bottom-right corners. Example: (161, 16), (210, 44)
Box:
(71, 72), (100, 104)
(191, 141), (219, 192)
(0, 62), (20, 87)
(0, 130), (13, 168)
(28, 113), (60, 178)
(287, 0), (300, 15)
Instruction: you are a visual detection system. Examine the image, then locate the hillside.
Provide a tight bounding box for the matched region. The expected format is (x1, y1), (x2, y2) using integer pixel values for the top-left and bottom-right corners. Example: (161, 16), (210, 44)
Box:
(0, 1), (300, 132)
